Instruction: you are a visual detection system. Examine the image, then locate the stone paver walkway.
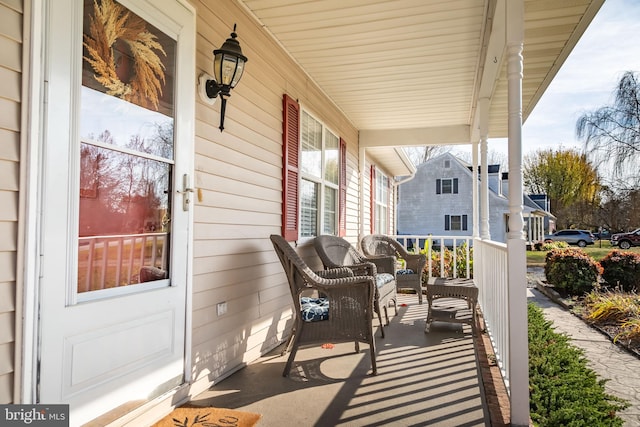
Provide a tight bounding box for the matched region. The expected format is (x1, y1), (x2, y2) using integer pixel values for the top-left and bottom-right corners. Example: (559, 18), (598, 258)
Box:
(527, 283), (640, 425)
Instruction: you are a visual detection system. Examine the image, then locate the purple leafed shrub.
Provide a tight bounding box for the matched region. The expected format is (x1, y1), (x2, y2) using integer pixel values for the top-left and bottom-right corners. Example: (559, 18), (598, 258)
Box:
(600, 250), (640, 292)
(544, 248), (602, 295)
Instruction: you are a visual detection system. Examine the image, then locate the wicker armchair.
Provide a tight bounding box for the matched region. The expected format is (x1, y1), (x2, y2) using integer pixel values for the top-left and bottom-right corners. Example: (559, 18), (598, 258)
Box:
(270, 234), (377, 377)
(361, 234), (427, 304)
(313, 235), (397, 337)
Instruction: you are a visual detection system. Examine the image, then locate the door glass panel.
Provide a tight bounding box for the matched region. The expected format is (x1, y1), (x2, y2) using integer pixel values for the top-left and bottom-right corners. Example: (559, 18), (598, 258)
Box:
(78, 0), (176, 294)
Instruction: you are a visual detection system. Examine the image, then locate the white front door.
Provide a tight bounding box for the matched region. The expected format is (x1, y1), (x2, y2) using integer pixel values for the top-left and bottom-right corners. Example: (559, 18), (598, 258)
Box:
(38, 0), (195, 424)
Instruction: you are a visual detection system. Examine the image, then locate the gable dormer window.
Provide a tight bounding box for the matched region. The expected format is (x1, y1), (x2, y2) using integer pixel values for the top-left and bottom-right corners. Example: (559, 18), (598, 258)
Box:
(444, 160), (451, 168)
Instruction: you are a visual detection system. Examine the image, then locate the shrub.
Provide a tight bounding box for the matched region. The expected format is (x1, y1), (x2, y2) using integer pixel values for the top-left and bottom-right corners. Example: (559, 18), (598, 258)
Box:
(600, 250), (640, 292)
(616, 318), (640, 344)
(581, 290), (640, 345)
(528, 303), (628, 426)
(455, 242), (473, 278)
(424, 246), (452, 278)
(541, 241), (569, 251)
(544, 248), (602, 295)
(420, 242), (473, 279)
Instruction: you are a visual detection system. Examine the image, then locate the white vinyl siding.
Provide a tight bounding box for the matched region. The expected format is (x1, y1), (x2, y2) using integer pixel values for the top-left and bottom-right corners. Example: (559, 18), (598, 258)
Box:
(0, 0), (22, 404)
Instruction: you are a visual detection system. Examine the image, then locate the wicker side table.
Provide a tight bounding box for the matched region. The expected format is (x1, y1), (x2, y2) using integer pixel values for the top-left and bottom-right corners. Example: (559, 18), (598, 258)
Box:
(425, 278), (478, 334)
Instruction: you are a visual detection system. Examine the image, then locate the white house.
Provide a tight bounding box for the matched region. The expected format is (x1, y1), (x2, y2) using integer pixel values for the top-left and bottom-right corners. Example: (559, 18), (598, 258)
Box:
(397, 153), (554, 245)
(0, 0), (604, 425)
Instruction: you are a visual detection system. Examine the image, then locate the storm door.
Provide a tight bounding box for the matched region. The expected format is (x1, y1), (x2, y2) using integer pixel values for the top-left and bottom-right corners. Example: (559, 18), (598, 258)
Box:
(38, 0), (195, 424)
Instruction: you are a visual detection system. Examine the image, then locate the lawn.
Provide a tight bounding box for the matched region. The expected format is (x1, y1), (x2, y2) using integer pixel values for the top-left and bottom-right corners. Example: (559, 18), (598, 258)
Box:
(527, 240), (640, 266)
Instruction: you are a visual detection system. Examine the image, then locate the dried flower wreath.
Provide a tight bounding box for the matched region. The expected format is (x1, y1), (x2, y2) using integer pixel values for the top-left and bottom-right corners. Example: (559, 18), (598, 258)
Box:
(83, 0), (167, 110)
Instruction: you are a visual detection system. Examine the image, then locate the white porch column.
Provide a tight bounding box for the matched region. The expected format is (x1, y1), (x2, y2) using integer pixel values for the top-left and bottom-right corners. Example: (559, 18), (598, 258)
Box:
(479, 97), (490, 240)
(506, 0), (529, 425)
(472, 140), (479, 238)
(539, 217), (544, 241)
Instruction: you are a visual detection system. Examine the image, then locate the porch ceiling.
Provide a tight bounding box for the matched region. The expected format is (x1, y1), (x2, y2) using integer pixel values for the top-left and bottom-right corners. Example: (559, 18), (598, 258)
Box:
(236, 0), (603, 173)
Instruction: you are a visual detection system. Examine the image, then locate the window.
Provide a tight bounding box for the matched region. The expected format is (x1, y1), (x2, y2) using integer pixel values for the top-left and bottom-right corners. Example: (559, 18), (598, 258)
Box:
(436, 178), (458, 194)
(442, 179), (453, 194)
(374, 171), (390, 234)
(299, 111), (339, 237)
(282, 94), (346, 241)
(445, 214), (468, 231)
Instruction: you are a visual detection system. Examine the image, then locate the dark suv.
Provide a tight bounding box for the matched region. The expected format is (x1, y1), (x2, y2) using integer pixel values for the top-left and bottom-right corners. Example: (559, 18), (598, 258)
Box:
(610, 228), (640, 249)
(544, 229), (595, 247)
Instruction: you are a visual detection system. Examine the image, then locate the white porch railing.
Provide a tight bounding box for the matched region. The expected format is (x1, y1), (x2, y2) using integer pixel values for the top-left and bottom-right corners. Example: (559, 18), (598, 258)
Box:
(390, 234), (473, 279)
(473, 238), (510, 389)
(78, 232), (167, 291)
(390, 234), (517, 415)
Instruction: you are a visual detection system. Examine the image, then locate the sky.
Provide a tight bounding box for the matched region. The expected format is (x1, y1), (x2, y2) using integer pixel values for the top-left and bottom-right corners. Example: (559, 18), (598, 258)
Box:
(457, 0), (640, 161)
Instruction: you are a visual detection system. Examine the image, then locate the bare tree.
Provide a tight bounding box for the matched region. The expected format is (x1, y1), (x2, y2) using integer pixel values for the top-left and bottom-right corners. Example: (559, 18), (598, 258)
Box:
(454, 148), (507, 169)
(404, 145), (451, 166)
(576, 71), (640, 188)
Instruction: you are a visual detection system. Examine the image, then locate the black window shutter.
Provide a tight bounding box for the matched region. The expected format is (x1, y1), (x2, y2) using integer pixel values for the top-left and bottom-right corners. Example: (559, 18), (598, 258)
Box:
(444, 215), (450, 231)
(462, 214), (468, 231)
(453, 178), (459, 194)
(436, 179), (441, 194)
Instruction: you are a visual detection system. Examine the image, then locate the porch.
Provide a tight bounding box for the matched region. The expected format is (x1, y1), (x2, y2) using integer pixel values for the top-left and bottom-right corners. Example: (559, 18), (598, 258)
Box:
(191, 294), (502, 426)
(3, 0), (610, 425)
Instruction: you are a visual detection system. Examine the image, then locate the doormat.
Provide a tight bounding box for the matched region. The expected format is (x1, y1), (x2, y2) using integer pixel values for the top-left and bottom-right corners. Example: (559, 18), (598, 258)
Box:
(152, 406), (261, 427)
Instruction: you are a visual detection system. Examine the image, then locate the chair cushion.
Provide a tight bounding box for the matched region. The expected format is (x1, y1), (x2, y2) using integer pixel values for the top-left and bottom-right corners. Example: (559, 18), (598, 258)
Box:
(397, 269), (415, 275)
(376, 273), (395, 288)
(300, 297), (329, 322)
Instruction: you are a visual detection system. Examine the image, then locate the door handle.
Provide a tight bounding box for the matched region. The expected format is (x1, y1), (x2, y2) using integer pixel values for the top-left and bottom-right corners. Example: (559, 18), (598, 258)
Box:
(177, 174), (194, 211)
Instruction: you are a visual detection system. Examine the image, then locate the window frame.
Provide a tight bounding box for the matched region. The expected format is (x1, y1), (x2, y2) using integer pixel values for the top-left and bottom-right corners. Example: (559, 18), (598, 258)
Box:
(299, 108), (340, 239)
(281, 94), (347, 241)
(299, 106), (340, 239)
(436, 178), (459, 194)
(373, 169), (390, 234)
(444, 214), (468, 231)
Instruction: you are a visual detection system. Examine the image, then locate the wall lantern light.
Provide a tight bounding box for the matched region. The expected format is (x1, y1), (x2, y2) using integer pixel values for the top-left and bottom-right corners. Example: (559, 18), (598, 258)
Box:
(198, 24), (248, 131)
